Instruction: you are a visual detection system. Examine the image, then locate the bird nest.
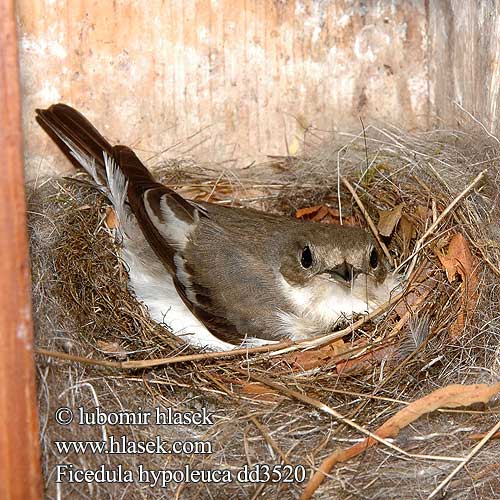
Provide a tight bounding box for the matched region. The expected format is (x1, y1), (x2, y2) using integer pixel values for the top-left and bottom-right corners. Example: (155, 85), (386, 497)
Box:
(29, 124), (500, 499)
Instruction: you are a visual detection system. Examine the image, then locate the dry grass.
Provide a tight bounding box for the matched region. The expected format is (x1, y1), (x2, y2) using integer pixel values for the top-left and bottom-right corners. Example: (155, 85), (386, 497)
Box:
(29, 123), (500, 499)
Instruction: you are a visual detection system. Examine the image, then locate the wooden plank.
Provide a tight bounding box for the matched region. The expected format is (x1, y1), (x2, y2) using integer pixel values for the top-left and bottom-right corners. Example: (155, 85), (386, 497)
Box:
(17, 0), (428, 179)
(0, 0), (42, 498)
(428, 0), (500, 134)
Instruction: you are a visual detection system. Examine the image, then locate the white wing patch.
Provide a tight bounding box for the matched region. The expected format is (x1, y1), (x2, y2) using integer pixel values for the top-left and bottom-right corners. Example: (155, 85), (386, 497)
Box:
(127, 254), (273, 350)
(173, 253), (197, 303)
(122, 240), (234, 351)
(141, 192), (198, 251)
(118, 206), (270, 351)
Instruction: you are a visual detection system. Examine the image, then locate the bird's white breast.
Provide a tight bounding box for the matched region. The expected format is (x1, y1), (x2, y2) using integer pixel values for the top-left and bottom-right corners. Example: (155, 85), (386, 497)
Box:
(278, 275), (375, 340)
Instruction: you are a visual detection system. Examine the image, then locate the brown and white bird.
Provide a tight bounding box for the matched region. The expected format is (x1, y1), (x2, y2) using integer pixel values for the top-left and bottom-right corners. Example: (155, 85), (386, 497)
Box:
(36, 104), (399, 351)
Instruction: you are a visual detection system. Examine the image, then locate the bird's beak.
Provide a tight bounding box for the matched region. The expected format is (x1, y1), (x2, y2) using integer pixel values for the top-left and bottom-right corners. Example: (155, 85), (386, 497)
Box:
(326, 262), (361, 284)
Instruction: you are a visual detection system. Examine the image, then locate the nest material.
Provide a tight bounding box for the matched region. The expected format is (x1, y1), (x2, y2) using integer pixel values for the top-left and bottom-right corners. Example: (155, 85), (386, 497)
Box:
(30, 124), (500, 499)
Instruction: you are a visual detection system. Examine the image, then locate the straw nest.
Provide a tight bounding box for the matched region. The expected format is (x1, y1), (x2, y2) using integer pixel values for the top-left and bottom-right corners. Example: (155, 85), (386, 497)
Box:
(29, 123), (500, 499)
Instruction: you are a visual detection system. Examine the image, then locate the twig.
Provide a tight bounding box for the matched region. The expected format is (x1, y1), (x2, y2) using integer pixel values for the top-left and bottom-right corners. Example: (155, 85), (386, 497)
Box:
(233, 368), (462, 464)
(394, 226), (456, 273)
(455, 211), (500, 279)
(417, 170), (487, 245)
(427, 418), (500, 499)
(268, 287), (406, 355)
(340, 176), (394, 266)
(404, 169), (487, 278)
(35, 287), (407, 369)
(250, 483), (268, 500)
(468, 431), (500, 440)
(337, 150), (343, 224)
(335, 125), (375, 224)
(320, 263), (430, 444)
(360, 117), (369, 174)
(303, 383), (500, 500)
(250, 416), (289, 464)
(35, 343), (290, 370)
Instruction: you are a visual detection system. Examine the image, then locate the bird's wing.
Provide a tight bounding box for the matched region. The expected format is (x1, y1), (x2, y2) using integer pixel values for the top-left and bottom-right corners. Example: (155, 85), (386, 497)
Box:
(108, 148), (246, 344)
(115, 148), (244, 343)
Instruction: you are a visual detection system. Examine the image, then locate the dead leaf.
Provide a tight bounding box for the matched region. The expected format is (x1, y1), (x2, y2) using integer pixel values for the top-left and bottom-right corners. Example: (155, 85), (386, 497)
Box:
(437, 233), (475, 283)
(283, 341), (346, 371)
(393, 265), (434, 316)
(105, 207), (118, 229)
(436, 233), (479, 338)
(451, 311), (466, 338)
(415, 205), (431, 223)
(96, 340), (128, 360)
(301, 381), (500, 500)
(77, 204), (92, 211)
(281, 339), (394, 375)
(336, 345), (395, 375)
(312, 205), (330, 222)
(295, 205), (360, 226)
(394, 290), (421, 318)
(468, 431), (500, 441)
(377, 204), (403, 237)
(328, 208), (358, 226)
(295, 205), (323, 219)
(399, 214), (416, 254)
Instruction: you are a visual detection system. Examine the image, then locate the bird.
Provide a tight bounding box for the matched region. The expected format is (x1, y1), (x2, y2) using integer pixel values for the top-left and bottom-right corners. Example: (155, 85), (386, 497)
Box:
(36, 104), (400, 351)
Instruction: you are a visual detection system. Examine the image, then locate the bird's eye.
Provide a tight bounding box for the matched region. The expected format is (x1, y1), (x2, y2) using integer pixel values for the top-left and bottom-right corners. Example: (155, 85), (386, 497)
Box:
(369, 247), (379, 269)
(300, 246), (313, 269)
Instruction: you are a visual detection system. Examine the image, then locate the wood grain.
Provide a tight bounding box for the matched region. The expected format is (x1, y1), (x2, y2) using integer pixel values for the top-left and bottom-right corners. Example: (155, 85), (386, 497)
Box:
(429, 0), (500, 134)
(17, 0), (429, 179)
(0, 0), (42, 498)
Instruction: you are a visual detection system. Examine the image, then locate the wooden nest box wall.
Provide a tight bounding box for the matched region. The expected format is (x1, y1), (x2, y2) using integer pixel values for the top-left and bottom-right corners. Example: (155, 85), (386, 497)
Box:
(19, 0), (500, 178)
(1, 0), (499, 498)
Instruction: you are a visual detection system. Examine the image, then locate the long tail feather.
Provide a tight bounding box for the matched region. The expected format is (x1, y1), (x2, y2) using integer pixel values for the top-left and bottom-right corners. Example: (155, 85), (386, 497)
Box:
(35, 104), (116, 186)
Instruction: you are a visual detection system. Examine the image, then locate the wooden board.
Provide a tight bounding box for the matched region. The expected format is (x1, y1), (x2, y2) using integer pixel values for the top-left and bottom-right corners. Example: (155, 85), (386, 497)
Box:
(17, 0), (429, 178)
(429, 0), (500, 134)
(0, 0), (42, 498)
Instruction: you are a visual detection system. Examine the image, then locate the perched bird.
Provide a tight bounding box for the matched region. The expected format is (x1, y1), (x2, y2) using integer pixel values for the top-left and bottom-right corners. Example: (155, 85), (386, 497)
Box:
(36, 104), (399, 351)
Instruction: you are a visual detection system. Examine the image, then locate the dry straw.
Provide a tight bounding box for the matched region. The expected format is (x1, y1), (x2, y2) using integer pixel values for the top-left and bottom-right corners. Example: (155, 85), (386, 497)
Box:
(30, 122), (500, 499)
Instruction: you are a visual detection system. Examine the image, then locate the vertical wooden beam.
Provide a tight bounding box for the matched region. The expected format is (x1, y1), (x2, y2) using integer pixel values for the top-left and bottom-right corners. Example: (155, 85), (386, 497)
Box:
(0, 0), (42, 498)
(428, 0), (500, 134)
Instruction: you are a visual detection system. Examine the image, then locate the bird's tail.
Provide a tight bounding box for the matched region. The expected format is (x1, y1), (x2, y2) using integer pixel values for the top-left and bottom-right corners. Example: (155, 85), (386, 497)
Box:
(35, 103), (161, 234)
(35, 103), (117, 188)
